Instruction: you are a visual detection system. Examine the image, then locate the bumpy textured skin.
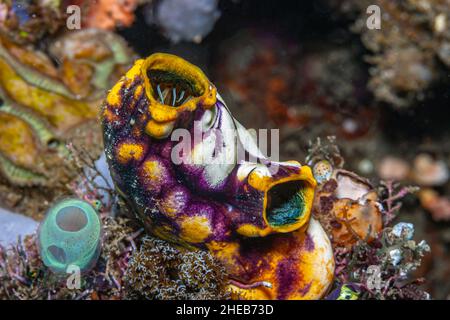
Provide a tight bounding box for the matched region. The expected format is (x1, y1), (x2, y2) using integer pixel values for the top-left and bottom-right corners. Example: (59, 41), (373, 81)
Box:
(102, 53), (334, 299)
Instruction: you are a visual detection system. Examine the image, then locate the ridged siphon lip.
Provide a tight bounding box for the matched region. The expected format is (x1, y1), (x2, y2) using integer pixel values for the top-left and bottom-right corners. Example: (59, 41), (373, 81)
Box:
(139, 53), (217, 139)
(262, 167), (317, 233)
(141, 53), (217, 116)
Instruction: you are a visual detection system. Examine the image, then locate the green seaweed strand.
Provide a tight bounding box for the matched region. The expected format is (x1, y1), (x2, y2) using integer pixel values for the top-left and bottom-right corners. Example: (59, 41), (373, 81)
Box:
(0, 99), (54, 145)
(0, 152), (46, 186)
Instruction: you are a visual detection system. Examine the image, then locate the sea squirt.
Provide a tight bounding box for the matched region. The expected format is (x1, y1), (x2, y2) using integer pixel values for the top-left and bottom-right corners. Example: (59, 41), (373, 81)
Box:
(102, 53), (335, 299)
(38, 198), (101, 274)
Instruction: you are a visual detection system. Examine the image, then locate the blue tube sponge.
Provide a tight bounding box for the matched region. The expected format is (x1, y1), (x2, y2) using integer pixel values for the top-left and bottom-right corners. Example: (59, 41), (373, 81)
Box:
(38, 198), (101, 274)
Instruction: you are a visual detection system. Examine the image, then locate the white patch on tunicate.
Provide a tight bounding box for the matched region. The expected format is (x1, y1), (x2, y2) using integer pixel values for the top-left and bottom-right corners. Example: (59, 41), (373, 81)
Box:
(305, 218), (335, 296)
(235, 120), (267, 161)
(236, 163), (259, 181)
(189, 104), (237, 187)
(200, 107), (216, 131)
(236, 162), (273, 182)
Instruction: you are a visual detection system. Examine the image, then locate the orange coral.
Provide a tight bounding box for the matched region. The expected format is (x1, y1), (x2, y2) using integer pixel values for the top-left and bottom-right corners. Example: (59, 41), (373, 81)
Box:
(71, 0), (140, 30)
